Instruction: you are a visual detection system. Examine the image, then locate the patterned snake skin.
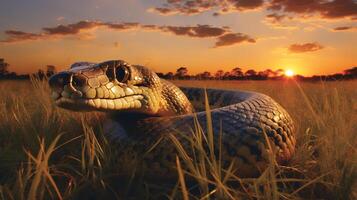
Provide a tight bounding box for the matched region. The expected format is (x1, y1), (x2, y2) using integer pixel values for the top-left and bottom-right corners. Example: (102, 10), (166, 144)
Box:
(49, 60), (295, 177)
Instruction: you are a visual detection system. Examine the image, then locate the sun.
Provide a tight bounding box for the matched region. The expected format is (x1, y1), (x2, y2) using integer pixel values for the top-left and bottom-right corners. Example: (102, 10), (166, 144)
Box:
(285, 69), (295, 77)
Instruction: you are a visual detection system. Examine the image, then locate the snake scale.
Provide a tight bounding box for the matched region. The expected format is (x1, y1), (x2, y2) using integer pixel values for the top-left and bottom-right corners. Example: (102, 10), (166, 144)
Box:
(49, 60), (295, 177)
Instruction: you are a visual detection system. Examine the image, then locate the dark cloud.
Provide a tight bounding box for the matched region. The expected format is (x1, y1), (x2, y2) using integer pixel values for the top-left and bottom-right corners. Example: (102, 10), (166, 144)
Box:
(1, 20), (255, 48)
(1, 30), (45, 43)
(268, 0), (357, 19)
(320, 0), (357, 19)
(266, 13), (287, 23)
(232, 0), (264, 10)
(0, 21), (140, 43)
(152, 0), (357, 20)
(43, 20), (103, 35)
(141, 24), (159, 29)
(150, 0), (264, 16)
(333, 26), (357, 31)
(263, 13), (297, 29)
(150, 7), (176, 15)
(215, 33), (256, 47)
(288, 42), (324, 53)
(160, 25), (228, 37)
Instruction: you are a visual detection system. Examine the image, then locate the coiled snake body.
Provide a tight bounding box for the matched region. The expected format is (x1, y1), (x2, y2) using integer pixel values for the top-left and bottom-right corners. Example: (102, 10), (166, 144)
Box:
(49, 60), (295, 177)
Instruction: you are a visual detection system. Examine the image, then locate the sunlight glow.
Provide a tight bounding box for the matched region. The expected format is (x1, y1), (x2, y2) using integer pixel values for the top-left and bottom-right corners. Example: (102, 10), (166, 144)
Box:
(285, 69), (295, 77)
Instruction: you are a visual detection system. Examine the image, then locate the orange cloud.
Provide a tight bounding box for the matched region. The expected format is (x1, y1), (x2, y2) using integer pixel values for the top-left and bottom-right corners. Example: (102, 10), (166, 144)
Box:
(288, 42), (324, 53)
(0, 20), (255, 48)
(105, 22), (140, 30)
(333, 26), (357, 31)
(43, 21), (103, 35)
(1, 30), (46, 43)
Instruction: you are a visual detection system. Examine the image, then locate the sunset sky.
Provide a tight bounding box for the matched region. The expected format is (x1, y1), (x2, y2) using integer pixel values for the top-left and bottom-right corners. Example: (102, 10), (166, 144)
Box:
(0, 0), (356, 76)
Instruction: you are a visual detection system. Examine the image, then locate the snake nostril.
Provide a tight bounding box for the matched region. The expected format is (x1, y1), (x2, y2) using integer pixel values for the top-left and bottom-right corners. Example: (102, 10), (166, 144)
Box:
(106, 65), (115, 81)
(72, 75), (86, 88)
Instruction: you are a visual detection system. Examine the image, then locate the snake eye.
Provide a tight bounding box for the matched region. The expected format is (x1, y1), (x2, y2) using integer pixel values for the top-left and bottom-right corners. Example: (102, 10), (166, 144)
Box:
(116, 65), (130, 83)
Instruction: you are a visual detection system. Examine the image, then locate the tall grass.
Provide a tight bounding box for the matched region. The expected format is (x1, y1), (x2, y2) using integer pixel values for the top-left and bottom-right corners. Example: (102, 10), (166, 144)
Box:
(0, 79), (356, 199)
(173, 80), (357, 199)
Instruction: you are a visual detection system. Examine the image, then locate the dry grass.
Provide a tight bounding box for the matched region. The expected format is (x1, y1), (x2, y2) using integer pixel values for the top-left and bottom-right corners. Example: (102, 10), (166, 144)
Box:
(0, 78), (356, 199)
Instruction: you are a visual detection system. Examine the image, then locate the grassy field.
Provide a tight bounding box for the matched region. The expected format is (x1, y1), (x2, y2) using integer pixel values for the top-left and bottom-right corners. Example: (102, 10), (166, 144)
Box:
(0, 79), (356, 199)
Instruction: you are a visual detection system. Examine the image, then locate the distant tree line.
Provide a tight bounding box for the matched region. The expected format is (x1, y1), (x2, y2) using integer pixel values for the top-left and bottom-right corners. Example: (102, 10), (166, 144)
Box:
(157, 66), (357, 81)
(0, 58), (56, 80)
(0, 58), (356, 81)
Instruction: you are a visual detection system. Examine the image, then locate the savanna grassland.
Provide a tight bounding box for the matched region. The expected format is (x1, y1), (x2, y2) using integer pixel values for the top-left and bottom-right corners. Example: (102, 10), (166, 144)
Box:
(0, 78), (356, 200)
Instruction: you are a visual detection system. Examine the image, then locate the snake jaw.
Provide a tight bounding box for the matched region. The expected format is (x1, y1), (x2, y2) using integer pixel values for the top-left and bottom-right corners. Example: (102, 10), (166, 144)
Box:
(50, 82), (148, 112)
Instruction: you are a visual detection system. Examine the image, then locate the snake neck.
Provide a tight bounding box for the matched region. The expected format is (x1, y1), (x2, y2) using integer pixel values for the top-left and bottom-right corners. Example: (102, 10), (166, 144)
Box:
(158, 80), (194, 116)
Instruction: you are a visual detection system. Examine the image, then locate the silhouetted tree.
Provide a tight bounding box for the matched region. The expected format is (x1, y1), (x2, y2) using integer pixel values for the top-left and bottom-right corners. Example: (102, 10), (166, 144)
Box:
(257, 71), (267, 79)
(156, 72), (164, 78)
(255, 69), (274, 80)
(262, 69), (276, 78)
(344, 67), (357, 78)
(231, 67), (243, 79)
(0, 58), (9, 77)
(202, 71), (211, 79)
(175, 67), (188, 79)
(214, 70), (224, 80)
(275, 69), (284, 77)
(7, 72), (17, 79)
(294, 74), (305, 81)
(223, 72), (231, 79)
(245, 69), (257, 77)
(196, 71), (211, 80)
(46, 65), (57, 77)
(113, 65), (357, 81)
(164, 72), (174, 79)
(330, 73), (344, 80)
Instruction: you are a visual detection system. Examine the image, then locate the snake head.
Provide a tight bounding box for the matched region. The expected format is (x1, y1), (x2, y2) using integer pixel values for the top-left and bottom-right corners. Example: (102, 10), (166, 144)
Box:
(48, 60), (164, 115)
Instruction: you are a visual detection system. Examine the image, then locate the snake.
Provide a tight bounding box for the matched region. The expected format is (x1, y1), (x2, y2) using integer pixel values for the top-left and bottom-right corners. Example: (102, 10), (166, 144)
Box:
(49, 60), (295, 177)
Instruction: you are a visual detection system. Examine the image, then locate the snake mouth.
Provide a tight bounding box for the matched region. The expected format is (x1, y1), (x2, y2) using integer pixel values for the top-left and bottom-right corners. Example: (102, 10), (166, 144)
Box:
(49, 74), (147, 111)
(52, 92), (145, 111)
(50, 82), (146, 111)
